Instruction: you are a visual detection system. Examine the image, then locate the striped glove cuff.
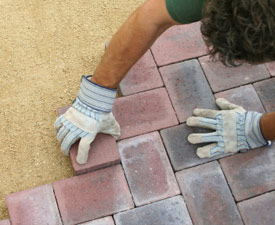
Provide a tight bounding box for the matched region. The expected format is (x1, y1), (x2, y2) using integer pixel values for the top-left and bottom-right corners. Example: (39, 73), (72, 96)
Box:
(77, 75), (117, 113)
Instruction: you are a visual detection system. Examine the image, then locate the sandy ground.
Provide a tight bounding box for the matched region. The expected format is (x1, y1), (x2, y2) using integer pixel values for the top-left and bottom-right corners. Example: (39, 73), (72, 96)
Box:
(0, 0), (144, 219)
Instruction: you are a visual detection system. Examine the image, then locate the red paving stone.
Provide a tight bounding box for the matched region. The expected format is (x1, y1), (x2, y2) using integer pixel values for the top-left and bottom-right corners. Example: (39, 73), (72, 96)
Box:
(53, 165), (134, 225)
(220, 144), (275, 201)
(0, 220), (10, 225)
(238, 191), (275, 225)
(176, 161), (243, 225)
(215, 84), (266, 113)
(119, 50), (163, 96)
(160, 59), (216, 122)
(254, 78), (275, 112)
(114, 196), (193, 225)
(266, 62), (275, 76)
(113, 88), (178, 140)
(79, 216), (115, 225)
(118, 132), (180, 206)
(151, 22), (207, 66)
(70, 134), (120, 175)
(6, 184), (62, 225)
(199, 56), (270, 92)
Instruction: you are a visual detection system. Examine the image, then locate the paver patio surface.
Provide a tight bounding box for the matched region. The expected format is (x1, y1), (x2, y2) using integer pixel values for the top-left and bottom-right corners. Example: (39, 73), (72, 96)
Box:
(3, 22), (275, 225)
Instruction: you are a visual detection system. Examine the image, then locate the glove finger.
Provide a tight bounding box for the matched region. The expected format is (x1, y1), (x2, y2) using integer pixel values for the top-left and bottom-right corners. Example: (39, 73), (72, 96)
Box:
(61, 128), (85, 156)
(216, 98), (244, 111)
(196, 143), (225, 158)
(57, 126), (70, 143)
(186, 117), (217, 130)
(101, 119), (121, 140)
(193, 108), (219, 118)
(76, 132), (97, 165)
(188, 132), (223, 144)
(54, 115), (65, 134)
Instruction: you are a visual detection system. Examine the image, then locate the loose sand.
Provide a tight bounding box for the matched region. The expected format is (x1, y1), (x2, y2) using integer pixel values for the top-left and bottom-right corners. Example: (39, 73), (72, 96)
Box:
(0, 0), (144, 219)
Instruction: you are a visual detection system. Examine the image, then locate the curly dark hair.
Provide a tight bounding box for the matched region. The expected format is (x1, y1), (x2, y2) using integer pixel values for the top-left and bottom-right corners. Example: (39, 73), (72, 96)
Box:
(201, 0), (275, 66)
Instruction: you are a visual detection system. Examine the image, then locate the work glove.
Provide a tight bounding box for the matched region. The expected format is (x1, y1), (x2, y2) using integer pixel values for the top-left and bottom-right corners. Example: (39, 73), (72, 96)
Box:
(186, 98), (271, 158)
(54, 75), (120, 164)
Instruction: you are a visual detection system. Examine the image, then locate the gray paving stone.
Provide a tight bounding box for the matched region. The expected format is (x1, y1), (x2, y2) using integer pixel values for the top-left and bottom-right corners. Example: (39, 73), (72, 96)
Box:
(114, 196), (193, 225)
(176, 161), (243, 225)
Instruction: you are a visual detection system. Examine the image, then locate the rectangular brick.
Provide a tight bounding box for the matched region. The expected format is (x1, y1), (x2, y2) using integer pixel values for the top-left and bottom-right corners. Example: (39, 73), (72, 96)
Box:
(215, 84), (265, 113)
(57, 106), (120, 175)
(53, 165), (134, 225)
(6, 184), (62, 225)
(238, 191), (275, 225)
(161, 124), (231, 171)
(176, 161), (243, 225)
(160, 59), (216, 122)
(266, 62), (275, 76)
(254, 78), (275, 112)
(113, 88), (178, 140)
(118, 132), (180, 206)
(220, 144), (275, 201)
(79, 216), (115, 225)
(119, 50), (163, 96)
(114, 196), (193, 225)
(0, 220), (10, 225)
(199, 56), (270, 92)
(151, 22), (207, 66)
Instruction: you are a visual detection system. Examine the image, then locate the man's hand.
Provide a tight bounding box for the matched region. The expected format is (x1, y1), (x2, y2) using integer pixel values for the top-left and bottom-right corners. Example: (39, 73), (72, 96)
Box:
(186, 98), (270, 158)
(54, 75), (120, 164)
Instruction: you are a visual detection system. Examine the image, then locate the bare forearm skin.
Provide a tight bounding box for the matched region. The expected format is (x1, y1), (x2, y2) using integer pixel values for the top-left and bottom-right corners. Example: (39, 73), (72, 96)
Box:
(92, 0), (179, 89)
(261, 112), (275, 141)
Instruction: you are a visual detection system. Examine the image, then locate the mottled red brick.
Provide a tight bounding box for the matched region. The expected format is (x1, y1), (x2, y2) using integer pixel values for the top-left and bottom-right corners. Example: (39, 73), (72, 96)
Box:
(118, 132), (180, 206)
(266, 62), (275, 76)
(53, 165), (134, 225)
(79, 216), (115, 225)
(0, 220), (10, 225)
(151, 22), (207, 66)
(6, 184), (62, 225)
(113, 88), (178, 140)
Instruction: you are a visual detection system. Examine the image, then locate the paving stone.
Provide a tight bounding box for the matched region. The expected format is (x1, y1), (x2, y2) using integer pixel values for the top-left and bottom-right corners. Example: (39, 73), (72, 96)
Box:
(151, 22), (207, 66)
(118, 132), (180, 206)
(199, 56), (270, 92)
(57, 106), (120, 175)
(161, 124), (231, 171)
(6, 184), (62, 225)
(113, 88), (178, 140)
(219, 143), (275, 201)
(53, 165), (134, 225)
(160, 59), (216, 122)
(215, 84), (265, 113)
(266, 62), (275, 76)
(119, 50), (163, 96)
(254, 78), (275, 112)
(79, 216), (115, 225)
(0, 220), (10, 225)
(176, 161), (243, 225)
(238, 191), (275, 225)
(114, 196), (193, 225)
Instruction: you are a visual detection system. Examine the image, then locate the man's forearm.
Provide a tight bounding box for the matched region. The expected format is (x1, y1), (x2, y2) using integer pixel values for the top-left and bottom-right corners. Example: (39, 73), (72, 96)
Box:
(92, 0), (178, 89)
(261, 112), (275, 141)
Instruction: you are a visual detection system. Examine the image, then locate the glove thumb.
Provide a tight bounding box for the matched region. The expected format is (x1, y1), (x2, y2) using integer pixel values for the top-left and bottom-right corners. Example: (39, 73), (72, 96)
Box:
(76, 132), (97, 165)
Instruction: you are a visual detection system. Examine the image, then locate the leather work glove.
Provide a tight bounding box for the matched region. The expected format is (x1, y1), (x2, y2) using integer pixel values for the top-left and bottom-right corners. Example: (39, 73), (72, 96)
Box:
(186, 98), (271, 158)
(54, 75), (120, 164)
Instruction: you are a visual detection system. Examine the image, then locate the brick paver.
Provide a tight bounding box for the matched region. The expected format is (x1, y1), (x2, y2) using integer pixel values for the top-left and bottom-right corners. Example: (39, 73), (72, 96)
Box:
(254, 78), (275, 112)
(0, 220), (10, 225)
(238, 191), (275, 225)
(79, 216), (115, 225)
(199, 55), (270, 92)
(160, 59), (216, 122)
(53, 165), (134, 225)
(215, 84), (265, 113)
(113, 88), (178, 140)
(161, 124), (230, 171)
(176, 161), (243, 225)
(266, 62), (275, 76)
(119, 50), (163, 96)
(151, 22), (207, 66)
(114, 196), (193, 225)
(220, 144), (275, 201)
(118, 132), (180, 206)
(6, 184), (62, 225)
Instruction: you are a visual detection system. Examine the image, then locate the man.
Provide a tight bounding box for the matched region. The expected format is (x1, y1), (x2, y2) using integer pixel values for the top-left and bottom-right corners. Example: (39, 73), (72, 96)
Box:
(55, 0), (275, 164)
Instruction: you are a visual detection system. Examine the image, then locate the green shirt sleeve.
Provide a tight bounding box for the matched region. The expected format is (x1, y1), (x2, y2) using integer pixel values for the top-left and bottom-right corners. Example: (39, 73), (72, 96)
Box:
(165, 0), (206, 24)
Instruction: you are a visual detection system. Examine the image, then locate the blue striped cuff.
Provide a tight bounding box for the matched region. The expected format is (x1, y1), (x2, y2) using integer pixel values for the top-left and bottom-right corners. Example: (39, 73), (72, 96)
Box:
(77, 75), (117, 112)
